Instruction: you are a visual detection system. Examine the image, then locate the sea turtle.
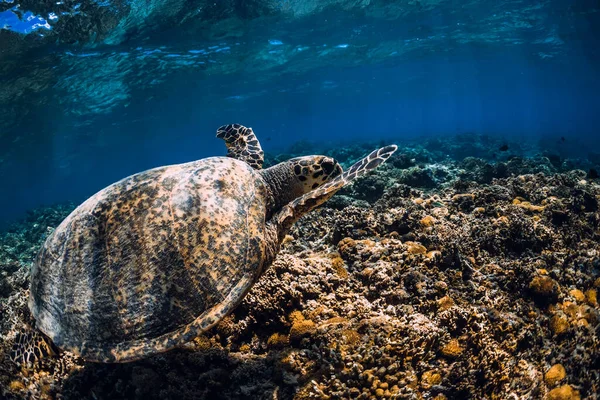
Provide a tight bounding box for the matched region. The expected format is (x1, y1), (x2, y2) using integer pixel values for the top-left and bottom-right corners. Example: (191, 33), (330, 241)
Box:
(11, 124), (397, 365)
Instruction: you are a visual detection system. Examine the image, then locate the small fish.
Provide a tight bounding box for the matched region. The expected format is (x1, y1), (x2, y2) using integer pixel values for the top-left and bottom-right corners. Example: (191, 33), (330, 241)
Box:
(588, 168), (599, 179)
(560, 136), (566, 142)
(499, 144), (509, 152)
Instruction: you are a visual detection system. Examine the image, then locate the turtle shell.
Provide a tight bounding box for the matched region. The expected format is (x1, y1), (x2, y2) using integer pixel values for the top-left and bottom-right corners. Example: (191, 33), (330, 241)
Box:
(29, 157), (268, 362)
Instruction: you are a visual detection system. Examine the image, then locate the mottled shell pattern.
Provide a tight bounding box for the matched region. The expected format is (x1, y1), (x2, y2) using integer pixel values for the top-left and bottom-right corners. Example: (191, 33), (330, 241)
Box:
(30, 155), (268, 362)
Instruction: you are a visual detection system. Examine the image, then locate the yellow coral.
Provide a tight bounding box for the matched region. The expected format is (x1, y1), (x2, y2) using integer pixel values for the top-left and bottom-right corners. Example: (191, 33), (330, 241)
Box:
(239, 343), (251, 352)
(585, 289), (597, 307)
(547, 385), (580, 400)
(9, 381), (25, 391)
(426, 250), (442, 260)
(421, 370), (442, 388)
(529, 276), (558, 297)
(437, 296), (455, 311)
(576, 318), (589, 327)
(406, 241), (427, 255)
(550, 315), (569, 335)
(517, 201), (545, 212)
(193, 335), (212, 350)
(289, 310), (305, 324)
(341, 329), (361, 346)
(420, 215), (436, 227)
(569, 289), (586, 302)
(305, 306), (326, 321)
(290, 319), (316, 341)
(330, 256), (348, 279)
(267, 333), (289, 348)
(561, 302), (579, 319)
(545, 364), (566, 386)
(440, 339), (463, 358)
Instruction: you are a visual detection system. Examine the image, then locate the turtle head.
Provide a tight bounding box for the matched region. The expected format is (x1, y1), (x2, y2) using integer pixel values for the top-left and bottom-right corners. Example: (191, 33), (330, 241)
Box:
(261, 145), (396, 278)
(259, 155), (342, 218)
(289, 155), (343, 193)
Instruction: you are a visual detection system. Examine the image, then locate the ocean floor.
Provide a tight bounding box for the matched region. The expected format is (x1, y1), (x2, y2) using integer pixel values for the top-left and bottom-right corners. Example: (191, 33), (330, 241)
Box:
(0, 134), (599, 399)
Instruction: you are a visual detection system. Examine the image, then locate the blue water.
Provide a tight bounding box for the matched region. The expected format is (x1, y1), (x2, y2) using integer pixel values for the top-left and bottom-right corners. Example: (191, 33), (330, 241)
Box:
(1, 0), (599, 227)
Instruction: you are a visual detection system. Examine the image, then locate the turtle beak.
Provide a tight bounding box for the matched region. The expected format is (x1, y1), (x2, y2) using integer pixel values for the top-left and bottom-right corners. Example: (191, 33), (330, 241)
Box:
(321, 157), (342, 179)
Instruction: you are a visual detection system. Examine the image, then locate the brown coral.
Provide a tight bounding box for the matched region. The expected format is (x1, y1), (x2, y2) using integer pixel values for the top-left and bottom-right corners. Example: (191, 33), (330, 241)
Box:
(545, 364), (567, 387)
(547, 385), (581, 400)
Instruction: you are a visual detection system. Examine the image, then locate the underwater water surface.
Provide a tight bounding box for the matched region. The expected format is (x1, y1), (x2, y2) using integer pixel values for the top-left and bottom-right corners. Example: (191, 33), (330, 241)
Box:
(1, 1), (600, 399)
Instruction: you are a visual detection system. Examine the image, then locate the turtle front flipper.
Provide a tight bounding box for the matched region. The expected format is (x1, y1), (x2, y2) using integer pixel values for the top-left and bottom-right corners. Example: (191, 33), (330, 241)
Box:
(10, 328), (57, 368)
(275, 145), (398, 234)
(216, 124), (264, 170)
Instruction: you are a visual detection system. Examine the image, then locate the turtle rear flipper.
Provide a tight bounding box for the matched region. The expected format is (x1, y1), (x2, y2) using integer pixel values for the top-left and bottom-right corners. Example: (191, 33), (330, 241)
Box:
(11, 328), (57, 367)
(275, 145), (397, 233)
(216, 124), (264, 170)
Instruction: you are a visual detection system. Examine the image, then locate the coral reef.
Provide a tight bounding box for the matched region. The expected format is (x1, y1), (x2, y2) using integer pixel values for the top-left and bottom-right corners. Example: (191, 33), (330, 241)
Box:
(1, 144), (599, 399)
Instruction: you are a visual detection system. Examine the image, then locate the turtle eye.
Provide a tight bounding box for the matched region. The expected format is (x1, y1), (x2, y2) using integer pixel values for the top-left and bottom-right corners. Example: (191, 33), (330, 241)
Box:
(321, 158), (337, 175)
